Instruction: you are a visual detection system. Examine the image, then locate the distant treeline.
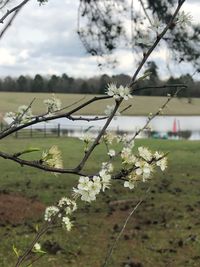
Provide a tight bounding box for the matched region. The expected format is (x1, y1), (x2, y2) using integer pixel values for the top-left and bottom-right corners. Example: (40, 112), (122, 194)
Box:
(0, 62), (200, 97)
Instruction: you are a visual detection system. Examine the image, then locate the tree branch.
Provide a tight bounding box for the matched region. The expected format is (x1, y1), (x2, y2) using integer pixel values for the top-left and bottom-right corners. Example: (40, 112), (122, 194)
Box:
(0, 0), (29, 24)
(129, 0), (185, 87)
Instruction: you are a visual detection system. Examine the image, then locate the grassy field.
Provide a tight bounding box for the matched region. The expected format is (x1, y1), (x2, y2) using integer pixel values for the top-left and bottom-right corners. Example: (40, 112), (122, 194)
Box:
(0, 92), (200, 120)
(0, 137), (200, 267)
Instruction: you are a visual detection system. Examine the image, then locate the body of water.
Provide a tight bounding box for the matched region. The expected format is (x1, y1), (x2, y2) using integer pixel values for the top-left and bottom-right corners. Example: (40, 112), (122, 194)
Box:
(4, 115), (200, 140)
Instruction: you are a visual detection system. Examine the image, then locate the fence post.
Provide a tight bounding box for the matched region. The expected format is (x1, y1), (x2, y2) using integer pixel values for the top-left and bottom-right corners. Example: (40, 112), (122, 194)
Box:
(44, 124), (46, 138)
(57, 123), (60, 137)
(30, 126), (33, 138)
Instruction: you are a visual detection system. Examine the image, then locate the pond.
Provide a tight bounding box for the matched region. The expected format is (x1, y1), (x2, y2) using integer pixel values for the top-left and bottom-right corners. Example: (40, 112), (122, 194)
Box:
(9, 115), (198, 140)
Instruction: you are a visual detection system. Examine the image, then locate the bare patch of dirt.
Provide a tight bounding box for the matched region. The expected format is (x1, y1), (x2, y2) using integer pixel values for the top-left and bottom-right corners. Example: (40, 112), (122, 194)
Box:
(0, 193), (46, 225)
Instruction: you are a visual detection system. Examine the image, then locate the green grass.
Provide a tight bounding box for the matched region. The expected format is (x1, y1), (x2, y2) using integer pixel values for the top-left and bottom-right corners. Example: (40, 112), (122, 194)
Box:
(0, 92), (200, 120)
(0, 137), (200, 267)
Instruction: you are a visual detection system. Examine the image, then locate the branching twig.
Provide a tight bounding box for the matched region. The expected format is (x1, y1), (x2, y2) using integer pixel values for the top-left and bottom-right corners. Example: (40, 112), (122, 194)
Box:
(129, 0), (185, 87)
(0, 9), (19, 39)
(0, 0), (29, 23)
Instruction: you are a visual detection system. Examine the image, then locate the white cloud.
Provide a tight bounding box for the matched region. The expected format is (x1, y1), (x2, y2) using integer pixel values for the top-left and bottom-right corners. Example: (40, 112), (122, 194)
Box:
(0, 48), (16, 65)
(0, 0), (199, 79)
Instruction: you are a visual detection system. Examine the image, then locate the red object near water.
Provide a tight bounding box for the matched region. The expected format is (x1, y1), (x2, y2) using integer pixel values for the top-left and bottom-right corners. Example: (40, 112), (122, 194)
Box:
(173, 118), (177, 133)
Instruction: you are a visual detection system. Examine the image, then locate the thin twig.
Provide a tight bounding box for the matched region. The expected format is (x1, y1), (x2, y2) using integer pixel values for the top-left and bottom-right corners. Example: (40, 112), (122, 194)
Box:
(0, 9), (19, 39)
(76, 99), (122, 171)
(0, 0), (29, 23)
(129, 0), (185, 87)
(102, 187), (151, 267)
(138, 0), (153, 26)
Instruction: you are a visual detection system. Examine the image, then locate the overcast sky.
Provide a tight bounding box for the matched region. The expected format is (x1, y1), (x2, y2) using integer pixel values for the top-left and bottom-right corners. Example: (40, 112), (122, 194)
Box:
(0, 0), (199, 79)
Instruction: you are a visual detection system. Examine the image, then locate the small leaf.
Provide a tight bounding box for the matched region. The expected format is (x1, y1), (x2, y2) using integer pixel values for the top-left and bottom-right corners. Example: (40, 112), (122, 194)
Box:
(21, 147), (40, 155)
(137, 71), (152, 81)
(13, 244), (19, 258)
(35, 224), (39, 232)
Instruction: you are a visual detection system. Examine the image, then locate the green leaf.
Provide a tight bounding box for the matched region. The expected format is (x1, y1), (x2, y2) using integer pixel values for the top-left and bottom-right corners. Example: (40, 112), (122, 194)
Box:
(137, 71), (152, 81)
(12, 244), (19, 258)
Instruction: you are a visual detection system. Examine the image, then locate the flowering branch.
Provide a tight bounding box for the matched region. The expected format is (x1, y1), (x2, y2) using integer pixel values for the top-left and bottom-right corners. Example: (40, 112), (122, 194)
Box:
(0, 95), (111, 139)
(0, 1), (187, 266)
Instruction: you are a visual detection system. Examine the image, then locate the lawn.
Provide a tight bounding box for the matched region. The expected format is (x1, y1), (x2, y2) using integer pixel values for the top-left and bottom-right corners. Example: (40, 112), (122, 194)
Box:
(0, 137), (200, 267)
(0, 92), (200, 119)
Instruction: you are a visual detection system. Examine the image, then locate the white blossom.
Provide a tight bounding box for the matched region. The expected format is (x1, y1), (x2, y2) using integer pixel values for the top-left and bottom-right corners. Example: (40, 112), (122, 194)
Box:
(41, 146), (63, 170)
(124, 180), (135, 190)
(106, 83), (132, 100)
(44, 94), (61, 114)
(138, 146), (152, 162)
(177, 11), (192, 27)
(118, 85), (133, 100)
(62, 217), (73, 231)
(135, 161), (153, 182)
(108, 149), (116, 157)
(99, 169), (111, 191)
(58, 197), (77, 215)
(33, 243), (41, 251)
(77, 176), (92, 191)
(73, 176), (102, 203)
(6, 105), (33, 124)
(90, 176), (102, 194)
(154, 152), (168, 171)
(44, 206), (59, 222)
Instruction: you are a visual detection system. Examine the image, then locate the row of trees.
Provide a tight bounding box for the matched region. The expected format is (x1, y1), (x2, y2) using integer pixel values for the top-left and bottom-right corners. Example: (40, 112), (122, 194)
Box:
(0, 65), (199, 97)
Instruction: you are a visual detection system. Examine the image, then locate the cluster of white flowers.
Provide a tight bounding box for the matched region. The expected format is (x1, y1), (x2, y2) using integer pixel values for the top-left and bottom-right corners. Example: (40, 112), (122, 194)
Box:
(120, 146), (168, 190)
(6, 105), (33, 124)
(58, 197), (77, 215)
(177, 11), (192, 27)
(44, 197), (77, 231)
(104, 105), (120, 117)
(106, 83), (133, 100)
(73, 167), (112, 202)
(41, 145), (63, 170)
(44, 94), (61, 114)
(135, 160), (153, 182)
